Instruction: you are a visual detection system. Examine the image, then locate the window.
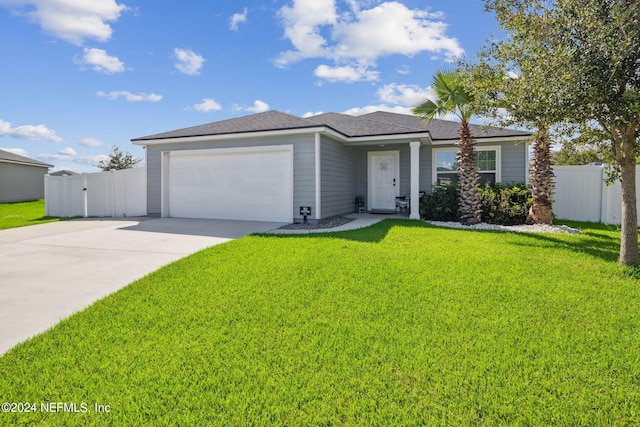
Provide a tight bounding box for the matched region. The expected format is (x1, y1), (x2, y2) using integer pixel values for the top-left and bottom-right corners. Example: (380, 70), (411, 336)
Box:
(477, 150), (497, 185)
(433, 146), (501, 186)
(435, 150), (458, 185)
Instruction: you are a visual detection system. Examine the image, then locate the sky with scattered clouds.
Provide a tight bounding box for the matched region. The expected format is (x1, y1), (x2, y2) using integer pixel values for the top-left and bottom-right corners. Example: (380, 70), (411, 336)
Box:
(0, 0), (499, 172)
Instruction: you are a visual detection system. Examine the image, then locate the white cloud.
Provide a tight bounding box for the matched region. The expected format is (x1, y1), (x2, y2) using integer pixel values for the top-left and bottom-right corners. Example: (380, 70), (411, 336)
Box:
(342, 104), (414, 116)
(174, 48), (205, 75)
(97, 90), (162, 102)
(276, 0), (464, 79)
(377, 83), (435, 106)
(40, 152), (109, 166)
(246, 100), (270, 113)
(76, 47), (125, 74)
(0, 0), (128, 45)
(0, 147), (28, 157)
(193, 98), (222, 112)
(58, 146), (77, 156)
(396, 64), (410, 75)
(333, 2), (463, 60)
(0, 118), (63, 142)
(229, 7), (248, 31)
(80, 137), (103, 147)
(276, 0), (337, 67)
(342, 82), (459, 121)
(314, 64), (379, 82)
(302, 111), (324, 118)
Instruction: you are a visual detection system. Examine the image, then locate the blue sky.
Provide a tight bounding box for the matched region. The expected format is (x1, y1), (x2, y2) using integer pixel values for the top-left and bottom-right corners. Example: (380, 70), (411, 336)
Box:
(0, 0), (500, 172)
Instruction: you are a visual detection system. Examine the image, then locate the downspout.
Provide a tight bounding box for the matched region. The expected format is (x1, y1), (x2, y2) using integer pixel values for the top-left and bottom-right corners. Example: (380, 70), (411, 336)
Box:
(315, 132), (321, 220)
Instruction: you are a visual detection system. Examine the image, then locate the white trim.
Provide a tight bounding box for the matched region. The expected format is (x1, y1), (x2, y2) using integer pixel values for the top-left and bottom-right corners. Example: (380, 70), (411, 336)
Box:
(367, 150), (400, 211)
(164, 145), (292, 157)
(0, 159), (52, 168)
(409, 141), (421, 220)
(161, 151), (170, 217)
(432, 145), (502, 185)
(430, 135), (530, 145)
(133, 127), (329, 146)
(345, 134), (430, 145)
(315, 133), (321, 220)
(133, 126), (432, 147)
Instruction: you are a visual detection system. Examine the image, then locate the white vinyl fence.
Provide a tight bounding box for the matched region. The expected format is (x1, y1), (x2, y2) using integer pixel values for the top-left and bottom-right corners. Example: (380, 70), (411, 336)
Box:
(44, 168), (146, 218)
(553, 165), (640, 225)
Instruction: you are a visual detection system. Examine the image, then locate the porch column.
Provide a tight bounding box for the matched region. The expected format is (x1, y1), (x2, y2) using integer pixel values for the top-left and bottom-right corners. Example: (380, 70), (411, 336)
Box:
(410, 141), (420, 220)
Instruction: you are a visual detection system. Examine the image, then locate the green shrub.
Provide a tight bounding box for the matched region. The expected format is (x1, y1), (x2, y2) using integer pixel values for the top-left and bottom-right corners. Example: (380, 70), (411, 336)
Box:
(420, 184), (459, 221)
(421, 182), (532, 225)
(478, 183), (532, 225)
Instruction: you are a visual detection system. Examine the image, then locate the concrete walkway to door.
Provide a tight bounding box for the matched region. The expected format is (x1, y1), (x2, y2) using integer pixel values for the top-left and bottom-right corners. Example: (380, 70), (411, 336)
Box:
(0, 217), (285, 355)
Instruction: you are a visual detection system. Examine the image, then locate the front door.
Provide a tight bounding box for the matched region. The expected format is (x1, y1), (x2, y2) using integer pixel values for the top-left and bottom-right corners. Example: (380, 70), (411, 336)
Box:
(368, 151), (399, 211)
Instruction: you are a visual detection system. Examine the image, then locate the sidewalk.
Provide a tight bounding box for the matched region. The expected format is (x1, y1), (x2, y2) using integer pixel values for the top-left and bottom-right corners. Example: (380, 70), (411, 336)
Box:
(267, 212), (414, 234)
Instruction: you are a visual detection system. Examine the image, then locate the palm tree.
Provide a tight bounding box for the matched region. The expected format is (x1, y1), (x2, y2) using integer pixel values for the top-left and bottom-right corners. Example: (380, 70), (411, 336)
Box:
(413, 70), (482, 225)
(526, 124), (554, 224)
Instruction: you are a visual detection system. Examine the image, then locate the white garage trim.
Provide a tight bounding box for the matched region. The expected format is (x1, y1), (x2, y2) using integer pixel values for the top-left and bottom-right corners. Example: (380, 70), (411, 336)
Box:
(161, 145), (293, 222)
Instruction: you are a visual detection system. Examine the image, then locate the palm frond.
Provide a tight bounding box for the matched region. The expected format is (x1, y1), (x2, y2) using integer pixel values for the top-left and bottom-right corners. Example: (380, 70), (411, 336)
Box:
(414, 69), (476, 122)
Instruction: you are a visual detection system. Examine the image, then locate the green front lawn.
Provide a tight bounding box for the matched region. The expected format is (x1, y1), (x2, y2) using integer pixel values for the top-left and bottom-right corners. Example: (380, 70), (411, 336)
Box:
(0, 199), (61, 230)
(1, 220), (639, 425)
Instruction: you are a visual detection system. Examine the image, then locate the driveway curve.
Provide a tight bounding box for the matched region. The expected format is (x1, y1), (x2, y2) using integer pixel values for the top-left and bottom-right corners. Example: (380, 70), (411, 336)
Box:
(0, 217), (284, 354)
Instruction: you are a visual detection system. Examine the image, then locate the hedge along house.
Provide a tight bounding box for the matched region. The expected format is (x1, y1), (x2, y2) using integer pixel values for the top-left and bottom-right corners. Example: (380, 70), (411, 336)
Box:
(132, 110), (531, 224)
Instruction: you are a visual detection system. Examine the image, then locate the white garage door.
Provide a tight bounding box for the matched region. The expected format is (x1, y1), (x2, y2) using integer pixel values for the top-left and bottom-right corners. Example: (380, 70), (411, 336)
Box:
(164, 145), (293, 222)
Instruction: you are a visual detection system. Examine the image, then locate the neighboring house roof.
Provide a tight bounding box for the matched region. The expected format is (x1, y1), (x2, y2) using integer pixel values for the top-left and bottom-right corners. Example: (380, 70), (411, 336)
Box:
(49, 169), (78, 176)
(0, 149), (53, 168)
(132, 110), (531, 142)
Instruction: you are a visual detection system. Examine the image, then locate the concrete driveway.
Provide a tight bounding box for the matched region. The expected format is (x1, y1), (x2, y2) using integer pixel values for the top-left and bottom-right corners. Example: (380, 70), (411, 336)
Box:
(0, 217), (284, 355)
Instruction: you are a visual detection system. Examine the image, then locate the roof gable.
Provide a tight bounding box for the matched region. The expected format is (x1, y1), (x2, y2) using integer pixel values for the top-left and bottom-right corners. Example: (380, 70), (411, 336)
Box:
(306, 112), (429, 137)
(0, 149), (53, 168)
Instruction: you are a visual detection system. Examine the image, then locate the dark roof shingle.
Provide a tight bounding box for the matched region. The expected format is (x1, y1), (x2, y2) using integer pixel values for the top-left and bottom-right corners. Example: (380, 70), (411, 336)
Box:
(359, 111), (531, 140)
(132, 110), (317, 141)
(133, 110), (531, 142)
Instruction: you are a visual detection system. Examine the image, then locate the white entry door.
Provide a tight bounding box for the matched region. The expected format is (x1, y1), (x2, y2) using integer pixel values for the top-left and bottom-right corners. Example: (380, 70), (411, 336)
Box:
(368, 151), (399, 211)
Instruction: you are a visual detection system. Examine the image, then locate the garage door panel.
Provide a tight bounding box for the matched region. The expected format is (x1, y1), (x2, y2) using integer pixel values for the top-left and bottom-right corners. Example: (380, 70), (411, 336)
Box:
(167, 147), (293, 222)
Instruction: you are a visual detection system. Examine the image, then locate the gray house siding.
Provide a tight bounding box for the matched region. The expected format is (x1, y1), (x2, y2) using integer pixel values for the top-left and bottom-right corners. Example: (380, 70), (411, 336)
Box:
(397, 145), (411, 196)
(0, 163), (48, 202)
(145, 134), (316, 219)
(419, 147), (433, 194)
(501, 141), (527, 184)
(354, 147), (368, 199)
(320, 136), (356, 218)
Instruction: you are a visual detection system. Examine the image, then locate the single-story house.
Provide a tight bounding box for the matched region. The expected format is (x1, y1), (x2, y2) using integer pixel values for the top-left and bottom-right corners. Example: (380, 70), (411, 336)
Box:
(0, 149), (53, 203)
(132, 110), (531, 223)
(49, 169), (78, 177)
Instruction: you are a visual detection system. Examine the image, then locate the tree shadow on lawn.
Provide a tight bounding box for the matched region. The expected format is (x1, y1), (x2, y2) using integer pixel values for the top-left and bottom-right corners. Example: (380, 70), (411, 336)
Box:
(266, 219), (622, 264)
(498, 227), (621, 264)
(263, 219), (428, 243)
